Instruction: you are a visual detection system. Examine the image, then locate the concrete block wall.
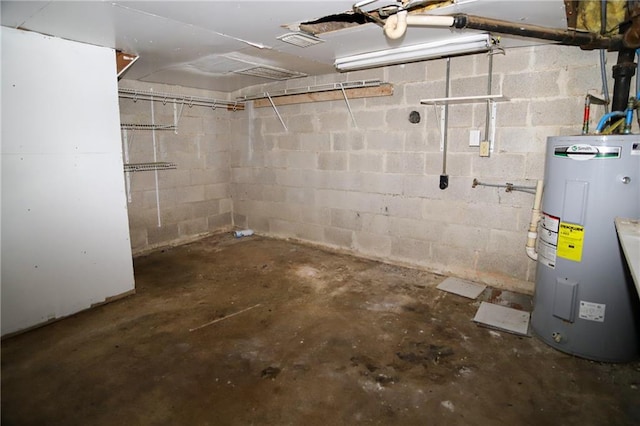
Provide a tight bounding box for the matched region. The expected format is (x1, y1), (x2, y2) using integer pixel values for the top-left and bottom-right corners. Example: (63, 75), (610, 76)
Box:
(230, 44), (618, 294)
(118, 80), (236, 253)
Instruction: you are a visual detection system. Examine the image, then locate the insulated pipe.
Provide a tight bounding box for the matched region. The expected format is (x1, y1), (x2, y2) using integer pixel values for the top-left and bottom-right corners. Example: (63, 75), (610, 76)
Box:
(611, 48), (637, 113)
(384, 11), (455, 40)
(525, 180), (544, 261)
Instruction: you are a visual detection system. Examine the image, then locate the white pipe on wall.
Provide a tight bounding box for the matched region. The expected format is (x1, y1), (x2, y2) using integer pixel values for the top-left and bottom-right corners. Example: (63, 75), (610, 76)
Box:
(526, 180), (544, 261)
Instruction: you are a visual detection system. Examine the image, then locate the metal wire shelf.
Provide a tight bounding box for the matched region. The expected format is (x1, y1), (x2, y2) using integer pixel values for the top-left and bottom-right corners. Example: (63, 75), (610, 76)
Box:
(123, 162), (177, 173)
(121, 123), (177, 131)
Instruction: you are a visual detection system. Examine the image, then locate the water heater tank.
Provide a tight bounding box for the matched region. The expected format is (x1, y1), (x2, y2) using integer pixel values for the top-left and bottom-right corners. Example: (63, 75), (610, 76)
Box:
(531, 135), (640, 362)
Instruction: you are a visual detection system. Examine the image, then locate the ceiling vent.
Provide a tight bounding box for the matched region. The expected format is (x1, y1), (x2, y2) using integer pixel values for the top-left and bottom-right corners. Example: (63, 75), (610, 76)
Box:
(277, 32), (324, 48)
(234, 65), (307, 80)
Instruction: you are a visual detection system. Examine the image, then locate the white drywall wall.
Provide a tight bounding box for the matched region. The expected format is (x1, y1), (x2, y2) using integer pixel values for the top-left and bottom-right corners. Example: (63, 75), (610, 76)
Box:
(1, 27), (135, 336)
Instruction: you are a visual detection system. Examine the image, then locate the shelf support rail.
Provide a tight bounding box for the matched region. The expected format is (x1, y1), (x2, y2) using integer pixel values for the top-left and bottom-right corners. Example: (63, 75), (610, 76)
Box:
(237, 79), (383, 101)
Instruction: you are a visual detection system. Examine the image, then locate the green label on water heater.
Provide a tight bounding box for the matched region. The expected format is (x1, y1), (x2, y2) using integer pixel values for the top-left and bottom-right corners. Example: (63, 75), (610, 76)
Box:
(554, 145), (621, 160)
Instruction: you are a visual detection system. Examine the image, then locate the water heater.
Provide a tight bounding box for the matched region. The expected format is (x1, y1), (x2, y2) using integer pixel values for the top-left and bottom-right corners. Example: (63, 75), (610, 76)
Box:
(531, 135), (640, 362)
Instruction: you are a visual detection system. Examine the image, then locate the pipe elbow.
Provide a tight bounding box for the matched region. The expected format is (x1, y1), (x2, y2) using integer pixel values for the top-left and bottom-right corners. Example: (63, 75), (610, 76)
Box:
(384, 11), (408, 40)
(526, 245), (538, 261)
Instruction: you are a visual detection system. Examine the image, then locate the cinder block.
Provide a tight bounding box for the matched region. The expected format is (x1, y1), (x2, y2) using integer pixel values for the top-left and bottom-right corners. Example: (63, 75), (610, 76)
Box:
(260, 185), (287, 202)
(349, 152), (383, 172)
(205, 183), (230, 200)
(285, 187), (315, 205)
(488, 229), (527, 256)
(233, 212), (247, 228)
(208, 212), (232, 230)
(387, 62), (427, 84)
(390, 237), (431, 264)
(162, 204), (194, 224)
(565, 64), (605, 97)
(354, 231), (392, 257)
(268, 218), (297, 238)
(388, 216), (443, 241)
(277, 134), (300, 151)
(333, 132), (365, 151)
(299, 132), (331, 151)
(421, 199), (467, 223)
(366, 130), (404, 151)
(475, 251), (529, 281)
(462, 203), (520, 231)
(295, 223), (325, 242)
(385, 152), (425, 175)
(360, 172), (403, 195)
(404, 130), (428, 152)
(147, 223), (179, 246)
(179, 217), (208, 236)
(430, 243), (478, 275)
(287, 151), (318, 169)
(353, 110), (386, 129)
(503, 70), (561, 99)
(533, 44), (601, 69)
(129, 228), (148, 251)
(247, 214), (269, 233)
(471, 153), (526, 179)
(265, 151), (288, 168)
(318, 152), (348, 170)
(191, 199), (220, 217)
(286, 114), (318, 133)
(318, 111), (350, 131)
(492, 46), (533, 74)
(529, 98), (583, 126)
(361, 213), (390, 236)
(438, 223), (491, 252)
(324, 227), (354, 248)
(524, 152), (546, 180)
(300, 206), (331, 226)
(219, 198), (232, 214)
(330, 208), (363, 231)
(177, 185), (206, 203)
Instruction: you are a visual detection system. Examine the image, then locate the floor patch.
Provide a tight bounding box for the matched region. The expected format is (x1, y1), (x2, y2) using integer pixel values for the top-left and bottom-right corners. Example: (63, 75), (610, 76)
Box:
(473, 302), (530, 336)
(437, 277), (486, 299)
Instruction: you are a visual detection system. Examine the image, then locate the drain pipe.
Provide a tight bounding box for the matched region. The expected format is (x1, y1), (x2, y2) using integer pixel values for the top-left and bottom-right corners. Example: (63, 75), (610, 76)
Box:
(526, 180), (544, 261)
(382, 11), (613, 48)
(384, 11), (455, 40)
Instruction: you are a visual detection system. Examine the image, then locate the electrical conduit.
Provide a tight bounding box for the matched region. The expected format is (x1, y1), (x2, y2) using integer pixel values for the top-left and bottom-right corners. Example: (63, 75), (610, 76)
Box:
(526, 180), (544, 261)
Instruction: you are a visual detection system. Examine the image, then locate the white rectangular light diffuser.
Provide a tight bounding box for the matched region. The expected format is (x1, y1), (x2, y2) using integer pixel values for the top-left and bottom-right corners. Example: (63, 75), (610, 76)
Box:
(335, 33), (491, 72)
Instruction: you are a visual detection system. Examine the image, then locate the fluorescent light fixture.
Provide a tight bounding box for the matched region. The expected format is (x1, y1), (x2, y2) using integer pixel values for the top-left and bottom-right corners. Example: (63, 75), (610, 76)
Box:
(335, 33), (492, 72)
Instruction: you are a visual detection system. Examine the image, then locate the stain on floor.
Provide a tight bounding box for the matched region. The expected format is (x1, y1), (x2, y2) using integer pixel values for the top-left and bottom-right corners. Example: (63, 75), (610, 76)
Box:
(2, 234), (639, 425)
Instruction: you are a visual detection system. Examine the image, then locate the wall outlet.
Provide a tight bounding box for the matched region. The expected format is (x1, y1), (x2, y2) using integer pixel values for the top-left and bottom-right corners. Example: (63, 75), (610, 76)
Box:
(469, 129), (481, 147)
(479, 140), (490, 157)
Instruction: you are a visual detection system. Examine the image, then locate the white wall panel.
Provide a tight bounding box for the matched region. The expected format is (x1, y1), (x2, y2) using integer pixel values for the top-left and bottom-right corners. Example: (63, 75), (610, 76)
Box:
(1, 27), (135, 335)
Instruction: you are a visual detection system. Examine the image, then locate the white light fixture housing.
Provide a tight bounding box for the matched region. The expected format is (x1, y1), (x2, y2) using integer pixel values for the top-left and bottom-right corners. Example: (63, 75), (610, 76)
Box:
(334, 33), (493, 72)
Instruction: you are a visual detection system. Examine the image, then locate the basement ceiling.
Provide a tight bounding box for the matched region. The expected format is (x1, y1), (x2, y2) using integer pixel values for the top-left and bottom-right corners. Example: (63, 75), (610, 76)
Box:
(1, 1), (571, 92)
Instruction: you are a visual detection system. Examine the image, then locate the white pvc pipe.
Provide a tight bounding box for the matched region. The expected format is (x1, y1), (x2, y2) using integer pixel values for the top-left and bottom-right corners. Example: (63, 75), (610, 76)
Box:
(384, 12), (455, 40)
(525, 180), (544, 261)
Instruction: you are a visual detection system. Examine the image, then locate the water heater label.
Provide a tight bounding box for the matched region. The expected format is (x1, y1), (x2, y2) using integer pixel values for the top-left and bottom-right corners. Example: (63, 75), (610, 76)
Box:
(579, 301), (605, 322)
(539, 212), (560, 269)
(554, 145), (621, 160)
(557, 222), (585, 262)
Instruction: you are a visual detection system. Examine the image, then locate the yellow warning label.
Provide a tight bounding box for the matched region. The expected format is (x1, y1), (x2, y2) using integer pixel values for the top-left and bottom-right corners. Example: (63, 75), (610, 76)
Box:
(557, 222), (585, 262)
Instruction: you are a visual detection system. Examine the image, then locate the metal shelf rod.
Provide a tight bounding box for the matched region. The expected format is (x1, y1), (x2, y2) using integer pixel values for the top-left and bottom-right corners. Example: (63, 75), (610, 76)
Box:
(118, 88), (243, 110)
(238, 79), (383, 101)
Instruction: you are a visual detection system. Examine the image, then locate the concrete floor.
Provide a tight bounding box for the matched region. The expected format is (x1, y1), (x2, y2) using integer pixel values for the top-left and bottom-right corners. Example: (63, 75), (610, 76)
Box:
(2, 234), (639, 425)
